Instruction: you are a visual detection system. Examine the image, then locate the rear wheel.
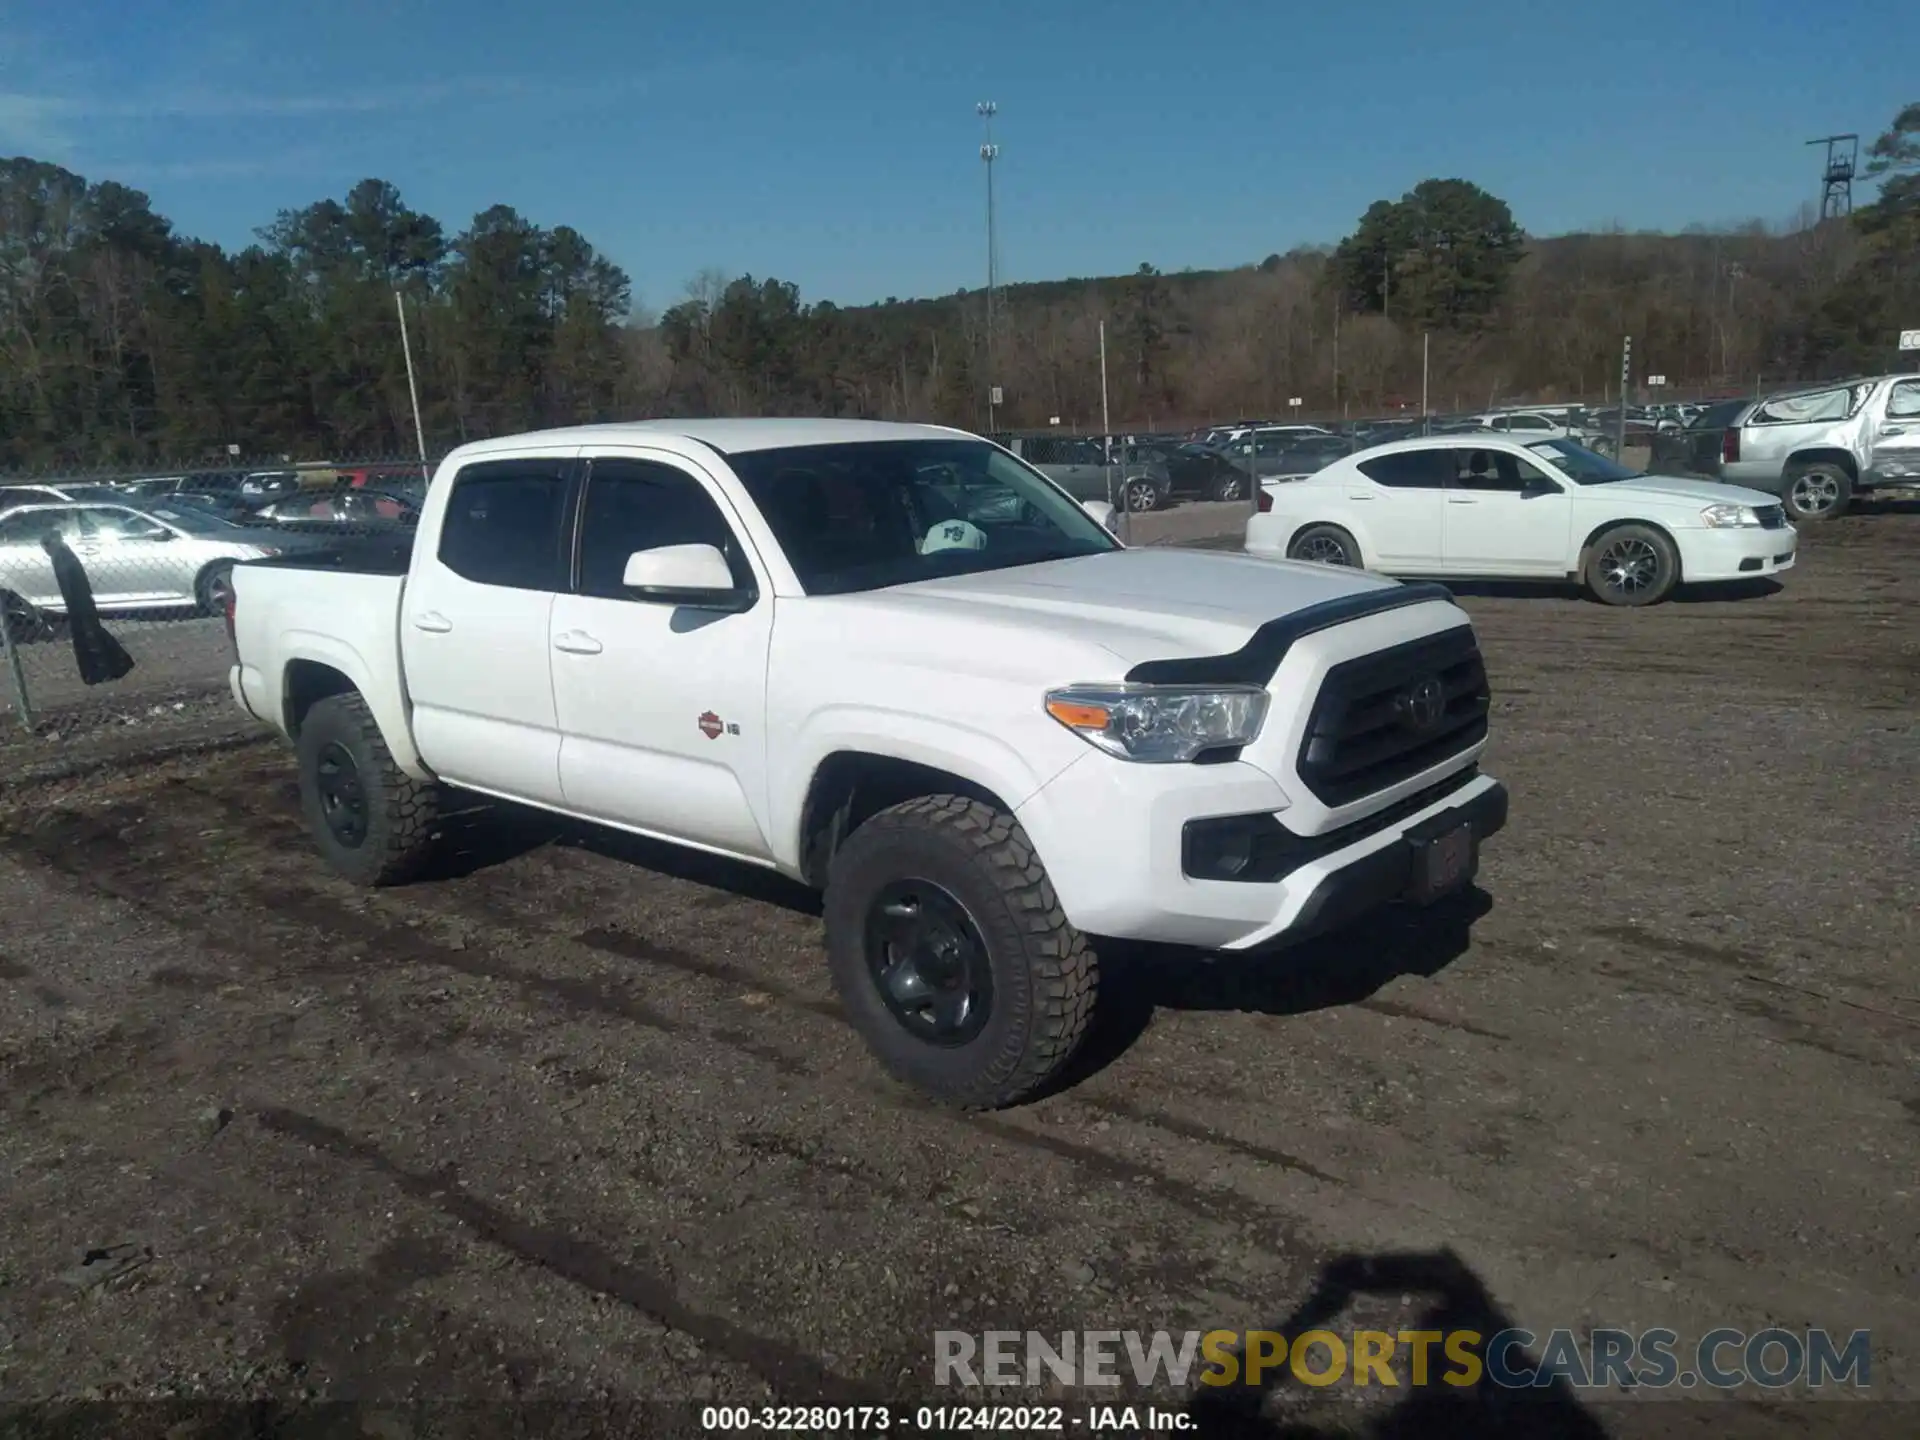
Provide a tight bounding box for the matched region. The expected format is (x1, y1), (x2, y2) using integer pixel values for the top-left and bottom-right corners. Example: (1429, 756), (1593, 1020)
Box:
(1286, 523), (1361, 568)
(195, 561), (235, 615)
(824, 795), (1097, 1109)
(1122, 476), (1161, 513)
(1210, 470), (1246, 502)
(296, 692), (439, 886)
(1781, 461), (1851, 523)
(1584, 523), (1678, 606)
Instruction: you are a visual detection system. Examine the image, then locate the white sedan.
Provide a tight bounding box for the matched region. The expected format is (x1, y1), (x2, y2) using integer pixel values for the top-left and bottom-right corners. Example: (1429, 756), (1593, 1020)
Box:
(1245, 434), (1795, 606)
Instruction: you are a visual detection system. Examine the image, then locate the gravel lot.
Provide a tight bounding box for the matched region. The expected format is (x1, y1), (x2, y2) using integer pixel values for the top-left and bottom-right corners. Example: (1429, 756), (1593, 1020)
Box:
(0, 505), (1915, 1439)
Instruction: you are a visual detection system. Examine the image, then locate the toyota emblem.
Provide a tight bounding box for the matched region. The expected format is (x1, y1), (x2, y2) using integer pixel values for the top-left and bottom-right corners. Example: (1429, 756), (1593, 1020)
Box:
(1396, 677), (1446, 731)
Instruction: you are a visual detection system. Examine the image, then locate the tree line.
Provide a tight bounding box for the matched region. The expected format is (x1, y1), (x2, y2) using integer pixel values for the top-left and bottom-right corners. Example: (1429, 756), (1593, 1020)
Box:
(0, 100), (1912, 470)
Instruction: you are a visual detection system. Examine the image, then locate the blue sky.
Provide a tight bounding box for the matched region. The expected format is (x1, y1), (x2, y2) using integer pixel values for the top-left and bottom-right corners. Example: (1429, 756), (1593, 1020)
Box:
(1, 0), (1912, 312)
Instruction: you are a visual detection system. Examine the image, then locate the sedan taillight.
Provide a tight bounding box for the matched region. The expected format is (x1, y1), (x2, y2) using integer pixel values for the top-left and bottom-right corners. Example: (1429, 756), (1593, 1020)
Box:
(1256, 487), (1273, 513)
(1721, 428), (1740, 464)
(223, 586), (237, 645)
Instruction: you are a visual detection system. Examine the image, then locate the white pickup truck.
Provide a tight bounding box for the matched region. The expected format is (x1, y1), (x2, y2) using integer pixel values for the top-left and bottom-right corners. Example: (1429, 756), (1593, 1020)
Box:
(228, 420), (1507, 1107)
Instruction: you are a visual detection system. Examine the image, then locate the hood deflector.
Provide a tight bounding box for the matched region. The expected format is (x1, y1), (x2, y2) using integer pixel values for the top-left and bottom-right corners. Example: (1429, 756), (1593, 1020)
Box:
(1124, 582), (1457, 686)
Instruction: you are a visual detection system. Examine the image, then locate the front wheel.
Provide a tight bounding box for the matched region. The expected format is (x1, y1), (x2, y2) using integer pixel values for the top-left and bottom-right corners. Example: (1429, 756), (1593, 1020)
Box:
(296, 692), (440, 886)
(824, 795), (1097, 1108)
(1584, 523), (1678, 606)
(1286, 523), (1361, 567)
(1210, 470), (1246, 502)
(1781, 462), (1851, 523)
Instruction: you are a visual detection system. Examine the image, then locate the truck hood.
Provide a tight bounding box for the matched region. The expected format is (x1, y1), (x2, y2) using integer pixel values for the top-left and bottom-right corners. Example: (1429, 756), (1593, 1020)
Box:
(844, 547), (1401, 672)
(1591, 474), (1780, 509)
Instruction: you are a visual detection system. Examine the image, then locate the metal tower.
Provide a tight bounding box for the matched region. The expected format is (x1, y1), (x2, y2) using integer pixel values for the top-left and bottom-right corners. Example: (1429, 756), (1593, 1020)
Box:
(1806, 134), (1858, 220)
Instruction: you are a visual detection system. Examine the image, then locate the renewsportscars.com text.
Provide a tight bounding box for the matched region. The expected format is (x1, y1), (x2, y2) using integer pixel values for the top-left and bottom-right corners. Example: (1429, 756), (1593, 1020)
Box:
(935, 1327), (1871, 1391)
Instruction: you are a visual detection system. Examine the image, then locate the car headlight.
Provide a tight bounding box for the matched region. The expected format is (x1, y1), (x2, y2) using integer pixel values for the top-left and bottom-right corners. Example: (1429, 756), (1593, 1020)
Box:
(1700, 503), (1760, 528)
(1044, 683), (1269, 763)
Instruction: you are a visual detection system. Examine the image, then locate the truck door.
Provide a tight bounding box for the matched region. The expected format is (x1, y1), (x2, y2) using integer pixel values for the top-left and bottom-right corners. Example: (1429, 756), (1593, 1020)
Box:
(549, 451), (776, 859)
(400, 453), (575, 806)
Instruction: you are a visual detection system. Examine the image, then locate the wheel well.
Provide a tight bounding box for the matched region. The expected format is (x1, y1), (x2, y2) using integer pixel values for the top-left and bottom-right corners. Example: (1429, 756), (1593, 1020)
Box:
(798, 751), (1010, 888)
(1785, 448), (1857, 481)
(194, 558), (235, 592)
(1288, 520), (1361, 557)
(1578, 519), (1684, 581)
(283, 660), (358, 738)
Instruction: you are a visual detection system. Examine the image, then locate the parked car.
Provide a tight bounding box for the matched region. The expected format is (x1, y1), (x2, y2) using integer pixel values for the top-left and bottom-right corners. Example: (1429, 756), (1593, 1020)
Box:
(1215, 429), (1360, 486)
(0, 483), (91, 513)
(995, 435), (1170, 512)
(1650, 400), (1749, 478)
(238, 470), (303, 501)
(0, 499), (308, 621)
(1687, 373), (1920, 522)
(256, 488), (421, 527)
(1245, 434), (1794, 606)
(229, 418), (1507, 1108)
(1123, 440), (1248, 502)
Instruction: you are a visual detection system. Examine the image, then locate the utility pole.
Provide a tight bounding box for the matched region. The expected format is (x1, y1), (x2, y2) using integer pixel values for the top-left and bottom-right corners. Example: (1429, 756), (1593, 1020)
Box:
(978, 102), (999, 433)
(395, 290), (430, 481)
(1421, 331), (1430, 435)
(1617, 335), (1632, 459)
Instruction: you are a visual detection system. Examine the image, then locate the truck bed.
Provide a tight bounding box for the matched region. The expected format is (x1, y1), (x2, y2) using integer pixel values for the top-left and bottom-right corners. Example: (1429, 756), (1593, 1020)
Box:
(246, 530), (415, 576)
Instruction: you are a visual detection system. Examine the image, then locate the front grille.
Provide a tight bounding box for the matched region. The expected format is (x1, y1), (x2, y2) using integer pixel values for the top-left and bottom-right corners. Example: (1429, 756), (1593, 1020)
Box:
(1755, 504), (1786, 530)
(1296, 627), (1490, 807)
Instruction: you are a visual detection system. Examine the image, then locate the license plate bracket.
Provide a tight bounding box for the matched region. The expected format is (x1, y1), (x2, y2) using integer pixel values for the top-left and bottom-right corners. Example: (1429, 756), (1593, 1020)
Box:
(1405, 817), (1477, 905)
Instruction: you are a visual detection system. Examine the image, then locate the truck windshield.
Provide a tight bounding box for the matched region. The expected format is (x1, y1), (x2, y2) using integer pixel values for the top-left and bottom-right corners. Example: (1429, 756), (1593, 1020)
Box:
(727, 439), (1119, 596)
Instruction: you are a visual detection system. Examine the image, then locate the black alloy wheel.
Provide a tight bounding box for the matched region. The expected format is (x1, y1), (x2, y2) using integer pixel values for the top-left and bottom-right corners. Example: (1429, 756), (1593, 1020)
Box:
(313, 740), (369, 848)
(864, 878), (994, 1047)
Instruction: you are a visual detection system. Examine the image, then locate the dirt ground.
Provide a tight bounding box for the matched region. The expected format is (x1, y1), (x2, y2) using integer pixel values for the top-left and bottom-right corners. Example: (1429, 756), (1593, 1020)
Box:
(0, 507), (1915, 1439)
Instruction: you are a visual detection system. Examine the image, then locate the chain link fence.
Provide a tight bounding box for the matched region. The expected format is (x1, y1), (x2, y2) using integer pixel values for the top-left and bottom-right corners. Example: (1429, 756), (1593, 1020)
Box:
(0, 456), (428, 739)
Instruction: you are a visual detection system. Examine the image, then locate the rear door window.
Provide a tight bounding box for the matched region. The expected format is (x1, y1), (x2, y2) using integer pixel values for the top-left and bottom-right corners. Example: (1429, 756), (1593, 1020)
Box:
(1355, 449), (1457, 489)
(437, 459), (574, 591)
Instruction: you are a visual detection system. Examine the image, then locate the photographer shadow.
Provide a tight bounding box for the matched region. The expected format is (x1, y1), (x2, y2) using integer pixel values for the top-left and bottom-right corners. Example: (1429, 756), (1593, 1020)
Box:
(1060, 886), (1491, 1090)
(1183, 1247), (1610, 1438)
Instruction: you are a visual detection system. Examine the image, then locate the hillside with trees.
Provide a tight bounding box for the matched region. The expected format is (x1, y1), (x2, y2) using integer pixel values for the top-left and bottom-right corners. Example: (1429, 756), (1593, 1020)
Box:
(0, 101), (1913, 468)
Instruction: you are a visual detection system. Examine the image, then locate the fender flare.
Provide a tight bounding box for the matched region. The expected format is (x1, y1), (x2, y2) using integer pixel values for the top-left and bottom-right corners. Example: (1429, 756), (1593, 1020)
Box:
(276, 630), (430, 780)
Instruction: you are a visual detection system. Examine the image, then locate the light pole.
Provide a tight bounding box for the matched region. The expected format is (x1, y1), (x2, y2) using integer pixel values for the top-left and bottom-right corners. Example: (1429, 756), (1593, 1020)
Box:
(978, 101), (999, 432)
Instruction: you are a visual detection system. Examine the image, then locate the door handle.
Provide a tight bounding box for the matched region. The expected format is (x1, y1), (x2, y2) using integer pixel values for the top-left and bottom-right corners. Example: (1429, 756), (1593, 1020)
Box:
(553, 631), (603, 655)
(412, 611), (453, 633)
(1882, 426), (1908, 436)
(1447, 498), (1478, 505)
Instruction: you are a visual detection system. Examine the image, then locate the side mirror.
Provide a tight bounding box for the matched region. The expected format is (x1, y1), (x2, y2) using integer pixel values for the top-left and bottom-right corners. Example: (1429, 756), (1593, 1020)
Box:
(1081, 499), (1117, 533)
(621, 543), (749, 609)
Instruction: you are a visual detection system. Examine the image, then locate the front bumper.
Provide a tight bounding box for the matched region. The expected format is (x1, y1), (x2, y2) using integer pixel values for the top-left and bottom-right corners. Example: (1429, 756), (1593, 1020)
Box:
(1015, 752), (1506, 952)
(1677, 524), (1797, 582)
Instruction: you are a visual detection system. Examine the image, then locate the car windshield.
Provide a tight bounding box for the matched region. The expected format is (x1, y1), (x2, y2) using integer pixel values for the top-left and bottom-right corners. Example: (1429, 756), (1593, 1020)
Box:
(727, 438), (1118, 596)
(1527, 439), (1642, 484)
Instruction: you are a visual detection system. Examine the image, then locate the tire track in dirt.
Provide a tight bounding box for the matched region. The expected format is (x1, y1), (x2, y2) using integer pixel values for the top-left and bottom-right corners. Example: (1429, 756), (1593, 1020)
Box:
(0, 788), (1330, 1292)
(253, 1105), (887, 1406)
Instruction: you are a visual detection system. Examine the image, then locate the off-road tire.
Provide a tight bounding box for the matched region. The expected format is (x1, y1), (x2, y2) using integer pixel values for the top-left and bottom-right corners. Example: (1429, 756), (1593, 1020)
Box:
(296, 692), (439, 886)
(1780, 461), (1852, 523)
(824, 794), (1097, 1109)
(1583, 523), (1679, 606)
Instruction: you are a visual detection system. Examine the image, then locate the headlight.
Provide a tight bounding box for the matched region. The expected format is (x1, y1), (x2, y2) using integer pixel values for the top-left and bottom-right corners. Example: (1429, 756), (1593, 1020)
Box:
(1700, 503), (1760, 528)
(1044, 683), (1269, 763)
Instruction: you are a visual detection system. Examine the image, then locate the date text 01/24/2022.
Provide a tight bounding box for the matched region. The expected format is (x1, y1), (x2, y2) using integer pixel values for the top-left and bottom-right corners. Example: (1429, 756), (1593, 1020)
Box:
(699, 1404), (1195, 1431)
